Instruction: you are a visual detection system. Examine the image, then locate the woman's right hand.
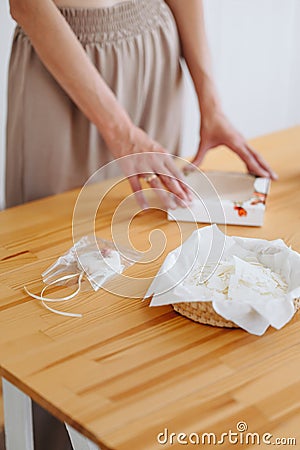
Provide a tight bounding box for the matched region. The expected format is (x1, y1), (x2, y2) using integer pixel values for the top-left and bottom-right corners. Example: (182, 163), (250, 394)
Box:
(10, 0), (191, 211)
(104, 124), (193, 210)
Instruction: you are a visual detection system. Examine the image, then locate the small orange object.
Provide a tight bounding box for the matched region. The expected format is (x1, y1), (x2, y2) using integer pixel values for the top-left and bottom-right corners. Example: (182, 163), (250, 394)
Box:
(234, 205), (248, 217)
(251, 191), (267, 205)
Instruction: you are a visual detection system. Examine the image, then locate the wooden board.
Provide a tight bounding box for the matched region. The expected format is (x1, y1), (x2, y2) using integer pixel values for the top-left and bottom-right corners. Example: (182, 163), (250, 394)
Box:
(0, 127), (299, 449)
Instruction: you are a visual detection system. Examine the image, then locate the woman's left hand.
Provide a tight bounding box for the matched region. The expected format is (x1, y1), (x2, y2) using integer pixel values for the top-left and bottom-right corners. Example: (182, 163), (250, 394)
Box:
(189, 109), (278, 180)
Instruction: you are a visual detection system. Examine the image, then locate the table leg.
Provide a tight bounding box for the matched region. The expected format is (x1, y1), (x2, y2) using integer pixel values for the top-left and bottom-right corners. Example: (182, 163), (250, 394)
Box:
(65, 424), (100, 450)
(2, 378), (34, 450)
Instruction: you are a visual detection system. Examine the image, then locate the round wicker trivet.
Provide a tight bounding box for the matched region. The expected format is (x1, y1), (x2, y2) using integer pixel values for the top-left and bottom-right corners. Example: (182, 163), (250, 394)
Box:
(173, 297), (300, 329)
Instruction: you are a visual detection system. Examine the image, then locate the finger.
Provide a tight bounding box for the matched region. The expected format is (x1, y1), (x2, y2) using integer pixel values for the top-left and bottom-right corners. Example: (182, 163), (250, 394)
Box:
(233, 144), (271, 178)
(146, 152), (193, 202)
(160, 162), (193, 203)
(158, 173), (191, 207)
(247, 145), (278, 180)
(128, 176), (149, 210)
(165, 159), (194, 200)
(146, 176), (179, 209)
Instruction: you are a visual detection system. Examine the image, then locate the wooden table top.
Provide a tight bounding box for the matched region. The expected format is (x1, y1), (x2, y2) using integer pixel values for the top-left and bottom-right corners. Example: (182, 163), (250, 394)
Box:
(0, 127), (300, 449)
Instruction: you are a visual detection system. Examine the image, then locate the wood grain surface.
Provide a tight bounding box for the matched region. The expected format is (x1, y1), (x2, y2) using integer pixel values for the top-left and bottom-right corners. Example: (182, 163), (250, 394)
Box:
(0, 127), (299, 449)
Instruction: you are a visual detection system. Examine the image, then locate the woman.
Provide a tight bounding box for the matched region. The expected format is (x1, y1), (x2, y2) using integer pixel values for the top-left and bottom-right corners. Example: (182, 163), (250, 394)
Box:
(6, 0), (276, 211)
(5, 1), (276, 449)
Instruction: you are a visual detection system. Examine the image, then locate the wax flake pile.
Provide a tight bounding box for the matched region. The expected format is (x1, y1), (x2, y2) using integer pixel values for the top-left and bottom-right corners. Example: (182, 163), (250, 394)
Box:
(184, 256), (288, 304)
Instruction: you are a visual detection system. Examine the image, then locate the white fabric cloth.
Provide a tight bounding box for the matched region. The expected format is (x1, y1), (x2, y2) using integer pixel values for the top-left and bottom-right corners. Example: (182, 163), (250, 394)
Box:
(146, 225), (300, 335)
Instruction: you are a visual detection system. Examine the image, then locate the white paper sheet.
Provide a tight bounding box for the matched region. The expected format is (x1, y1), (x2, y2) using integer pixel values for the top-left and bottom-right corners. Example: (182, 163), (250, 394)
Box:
(145, 225), (300, 336)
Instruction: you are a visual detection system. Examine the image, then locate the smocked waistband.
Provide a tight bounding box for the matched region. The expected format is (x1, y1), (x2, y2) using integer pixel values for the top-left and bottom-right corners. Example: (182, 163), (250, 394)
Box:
(58, 0), (171, 44)
(15, 0), (173, 45)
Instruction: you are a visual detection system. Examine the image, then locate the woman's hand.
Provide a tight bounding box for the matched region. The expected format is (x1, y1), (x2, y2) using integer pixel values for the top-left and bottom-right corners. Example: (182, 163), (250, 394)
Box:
(11, 0), (191, 211)
(105, 124), (193, 210)
(165, 0), (278, 180)
(189, 109), (278, 179)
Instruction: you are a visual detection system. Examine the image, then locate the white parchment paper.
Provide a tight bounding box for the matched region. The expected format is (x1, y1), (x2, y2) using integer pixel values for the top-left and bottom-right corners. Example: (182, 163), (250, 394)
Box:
(145, 225), (300, 335)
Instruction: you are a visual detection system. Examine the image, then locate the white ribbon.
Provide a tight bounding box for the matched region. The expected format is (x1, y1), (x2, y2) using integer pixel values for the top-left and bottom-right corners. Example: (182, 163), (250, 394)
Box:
(24, 272), (84, 318)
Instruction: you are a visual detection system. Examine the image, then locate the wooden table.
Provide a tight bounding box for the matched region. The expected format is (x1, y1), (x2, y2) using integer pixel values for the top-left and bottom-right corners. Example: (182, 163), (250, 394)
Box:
(0, 127), (300, 449)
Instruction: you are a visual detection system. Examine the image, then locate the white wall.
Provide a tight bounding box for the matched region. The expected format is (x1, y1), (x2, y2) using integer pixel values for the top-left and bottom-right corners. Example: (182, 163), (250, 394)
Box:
(203, 0), (300, 137)
(1, 0), (300, 209)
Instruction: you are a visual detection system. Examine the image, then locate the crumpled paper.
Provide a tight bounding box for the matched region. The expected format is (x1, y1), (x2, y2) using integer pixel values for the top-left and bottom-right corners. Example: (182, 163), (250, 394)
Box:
(145, 225), (300, 335)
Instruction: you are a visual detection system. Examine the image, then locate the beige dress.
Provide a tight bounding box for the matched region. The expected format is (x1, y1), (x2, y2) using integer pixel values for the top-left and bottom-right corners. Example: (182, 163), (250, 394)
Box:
(5, 0), (184, 207)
